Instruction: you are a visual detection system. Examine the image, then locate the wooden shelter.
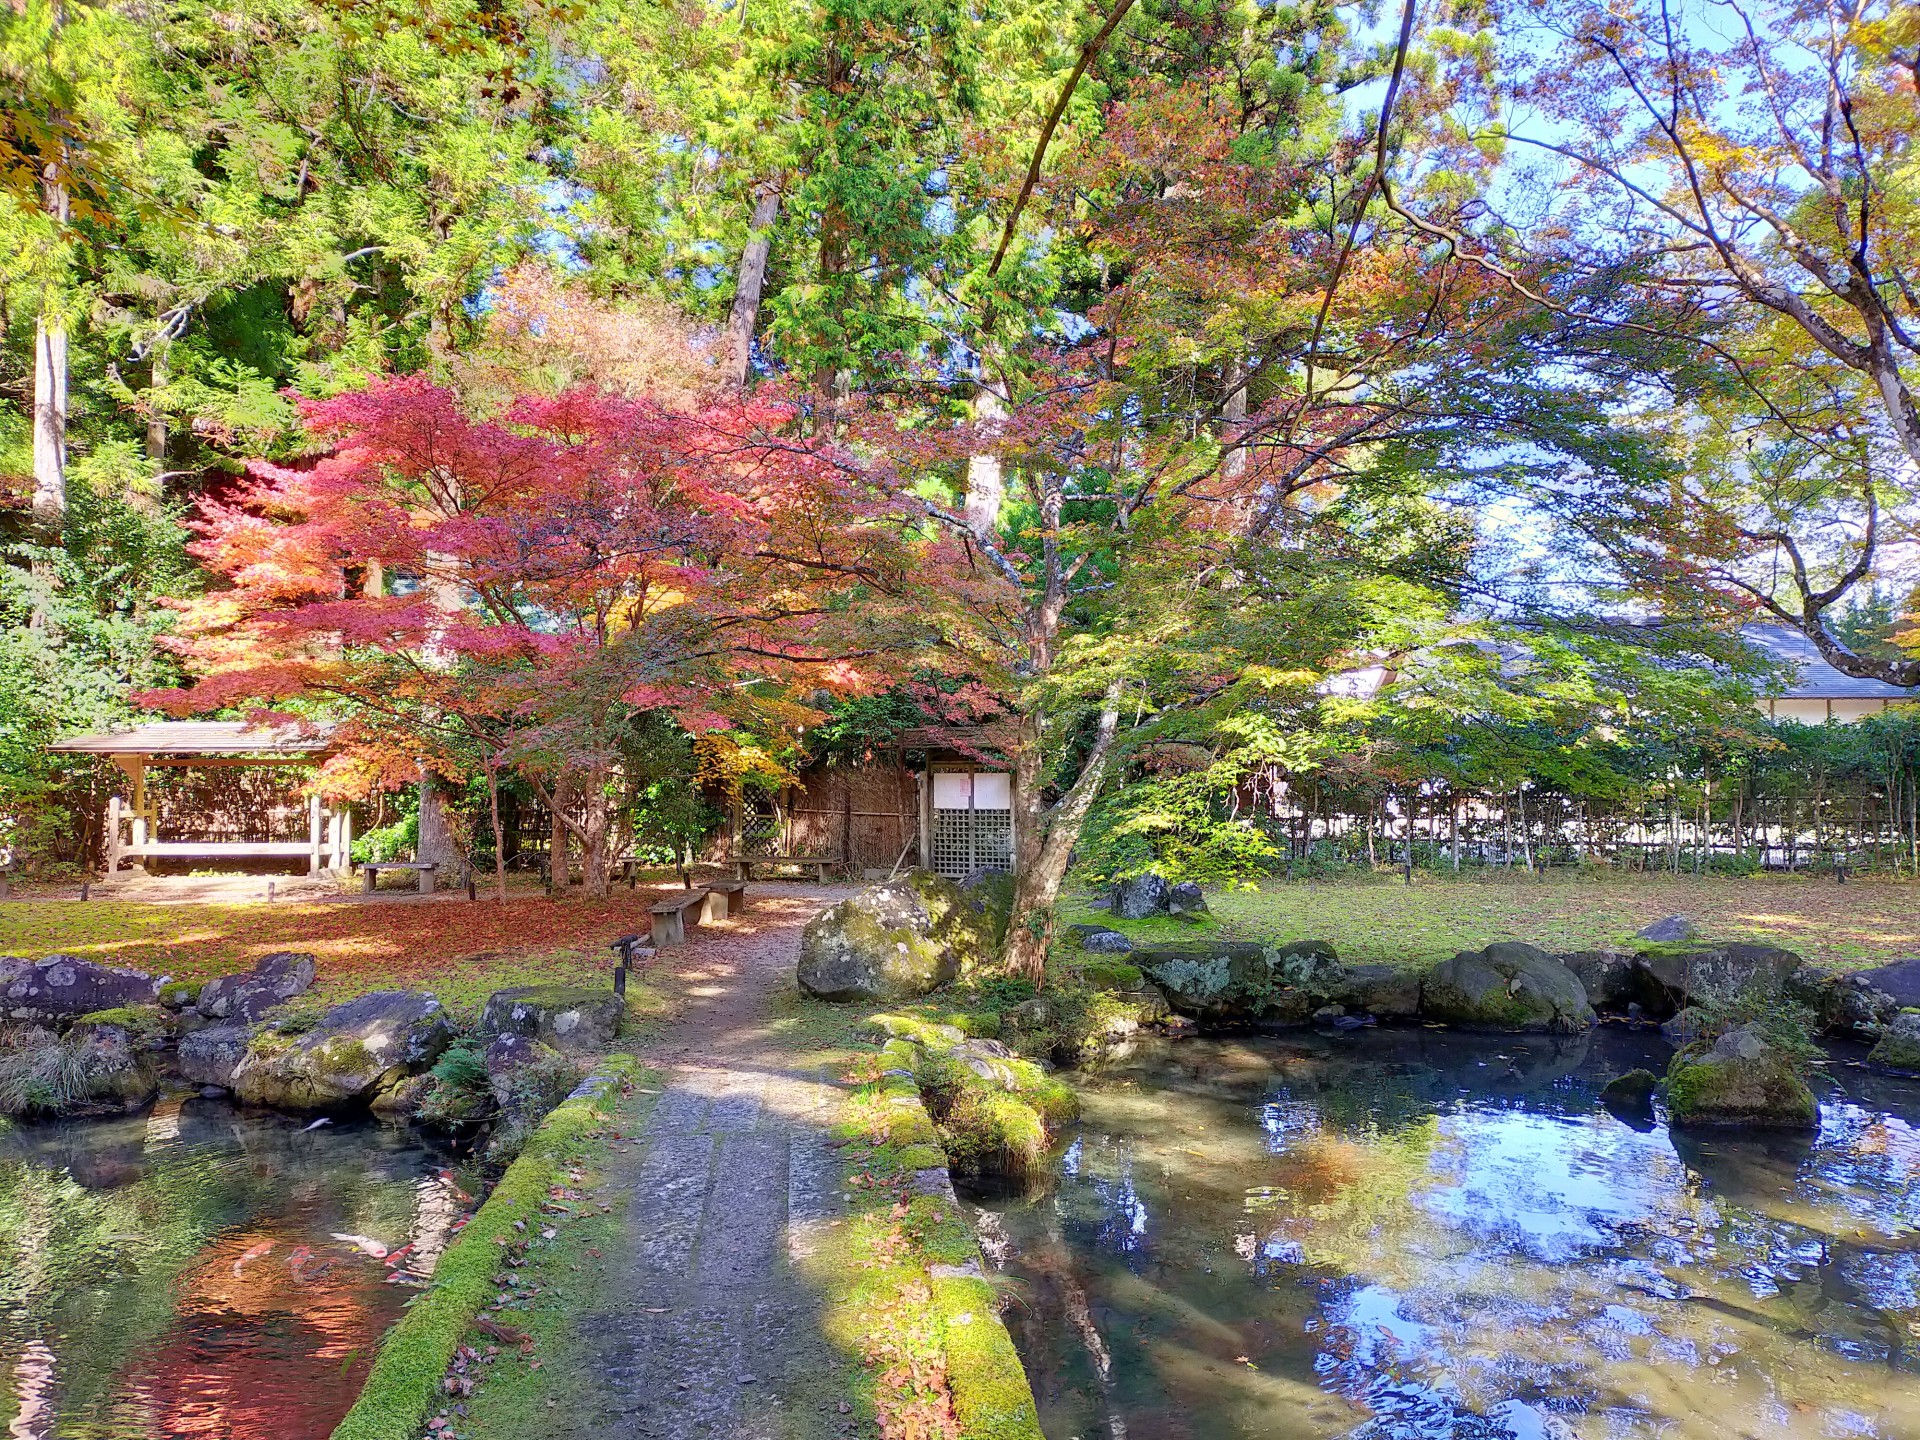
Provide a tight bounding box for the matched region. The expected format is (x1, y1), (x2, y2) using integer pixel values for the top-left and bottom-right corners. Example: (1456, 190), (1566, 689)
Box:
(50, 721), (347, 877)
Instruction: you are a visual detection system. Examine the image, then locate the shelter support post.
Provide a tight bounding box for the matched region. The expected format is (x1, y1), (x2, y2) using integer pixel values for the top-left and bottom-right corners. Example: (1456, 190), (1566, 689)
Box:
(308, 793), (323, 876)
(107, 795), (122, 875)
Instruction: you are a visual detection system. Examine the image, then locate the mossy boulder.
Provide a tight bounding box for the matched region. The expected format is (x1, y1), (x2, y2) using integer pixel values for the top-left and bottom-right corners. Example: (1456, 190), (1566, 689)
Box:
(1335, 963), (1422, 1020)
(798, 871), (1004, 1002)
(1664, 1024), (1818, 1128)
(1137, 939), (1345, 1026)
(1560, 950), (1649, 1012)
(1419, 943), (1595, 1033)
(1637, 943), (1807, 1013)
(231, 990), (453, 1110)
(1789, 969), (1901, 1041)
(1867, 1011), (1920, 1072)
(477, 984), (623, 1053)
(1599, 1068), (1660, 1129)
(196, 951), (316, 1023)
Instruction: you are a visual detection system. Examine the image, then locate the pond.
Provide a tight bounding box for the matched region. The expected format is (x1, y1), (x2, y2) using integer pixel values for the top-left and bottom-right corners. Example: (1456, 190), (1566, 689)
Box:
(972, 1028), (1920, 1440)
(0, 1098), (473, 1440)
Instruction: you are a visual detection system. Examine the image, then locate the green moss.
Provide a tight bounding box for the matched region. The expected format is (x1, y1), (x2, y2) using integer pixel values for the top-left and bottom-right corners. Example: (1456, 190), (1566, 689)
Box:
(1077, 960), (1144, 991)
(157, 982), (198, 1007)
(73, 1005), (167, 1044)
(330, 1057), (645, 1440)
(932, 1273), (1044, 1440)
(312, 1036), (376, 1078)
(893, 1142), (947, 1171)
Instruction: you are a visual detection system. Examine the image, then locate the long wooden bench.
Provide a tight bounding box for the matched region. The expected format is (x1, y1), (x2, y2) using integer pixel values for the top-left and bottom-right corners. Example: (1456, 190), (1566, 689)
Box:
(732, 855), (838, 882)
(363, 860), (438, 894)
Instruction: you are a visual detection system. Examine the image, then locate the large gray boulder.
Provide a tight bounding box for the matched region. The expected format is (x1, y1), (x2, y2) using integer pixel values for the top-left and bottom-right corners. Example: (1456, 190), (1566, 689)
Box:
(1072, 925), (1134, 955)
(1666, 1024), (1818, 1128)
(0, 956), (162, 1021)
(197, 952), (317, 1023)
(1867, 1012), (1920, 1071)
(1560, 950), (1648, 1012)
(1789, 969), (1900, 1041)
(478, 985), (623, 1053)
(1109, 874), (1170, 920)
(1638, 943), (1807, 1012)
(1137, 940), (1345, 1025)
(1854, 959), (1920, 1008)
(231, 990), (453, 1110)
(1637, 914), (1697, 945)
(178, 1023), (255, 1088)
(1166, 881), (1208, 918)
(1335, 964), (1422, 1020)
(1419, 943), (1595, 1033)
(798, 871), (1003, 1003)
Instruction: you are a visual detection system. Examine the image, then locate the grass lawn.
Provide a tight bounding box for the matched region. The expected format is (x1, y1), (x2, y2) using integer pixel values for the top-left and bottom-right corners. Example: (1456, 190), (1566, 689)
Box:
(1059, 871), (1920, 970)
(0, 887), (695, 1021)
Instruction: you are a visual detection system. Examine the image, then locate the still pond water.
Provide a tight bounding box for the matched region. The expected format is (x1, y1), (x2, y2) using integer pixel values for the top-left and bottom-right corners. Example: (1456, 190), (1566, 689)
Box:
(0, 1098), (471, 1439)
(973, 1029), (1920, 1440)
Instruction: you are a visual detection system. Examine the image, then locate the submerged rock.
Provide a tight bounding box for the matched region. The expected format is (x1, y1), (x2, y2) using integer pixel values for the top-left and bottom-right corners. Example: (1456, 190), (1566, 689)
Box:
(1665, 1024), (1817, 1128)
(0, 955), (162, 1021)
(478, 985), (623, 1053)
(231, 990), (453, 1110)
(797, 871), (1004, 1002)
(1867, 1012), (1920, 1072)
(1419, 943), (1595, 1033)
(1599, 1068), (1660, 1130)
(197, 952), (317, 1023)
(1137, 939), (1345, 1025)
(1109, 874), (1170, 920)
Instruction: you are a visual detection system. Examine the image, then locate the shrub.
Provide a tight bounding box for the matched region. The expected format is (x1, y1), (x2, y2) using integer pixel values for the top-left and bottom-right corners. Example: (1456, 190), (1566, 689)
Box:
(0, 1029), (111, 1116)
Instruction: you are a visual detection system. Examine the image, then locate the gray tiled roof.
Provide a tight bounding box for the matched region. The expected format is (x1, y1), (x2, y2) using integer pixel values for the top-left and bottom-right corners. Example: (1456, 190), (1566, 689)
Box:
(1742, 624), (1918, 699)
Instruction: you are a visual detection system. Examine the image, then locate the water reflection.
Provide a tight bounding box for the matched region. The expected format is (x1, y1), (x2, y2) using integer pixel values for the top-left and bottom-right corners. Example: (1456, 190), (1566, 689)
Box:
(0, 1100), (471, 1440)
(978, 1029), (1920, 1440)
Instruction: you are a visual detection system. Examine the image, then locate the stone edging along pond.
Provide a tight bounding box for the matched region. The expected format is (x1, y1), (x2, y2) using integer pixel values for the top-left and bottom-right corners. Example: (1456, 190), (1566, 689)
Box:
(329, 1058), (642, 1440)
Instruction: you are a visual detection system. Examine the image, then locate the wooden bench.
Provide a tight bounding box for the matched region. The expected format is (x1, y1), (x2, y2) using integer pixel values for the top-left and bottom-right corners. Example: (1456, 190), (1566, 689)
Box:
(732, 855), (838, 882)
(362, 861), (438, 895)
(650, 888), (711, 948)
(709, 879), (747, 916)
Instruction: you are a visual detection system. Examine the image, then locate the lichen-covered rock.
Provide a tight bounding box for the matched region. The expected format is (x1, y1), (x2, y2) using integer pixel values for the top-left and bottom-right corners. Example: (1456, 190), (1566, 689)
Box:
(1788, 969), (1900, 1041)
(197, 952), (317, 1023)
(0, 1020), (156, 1116)
(1166, 880), (1208, 917)
(0, 955), (162, 1020)
(483, 1033), (577, 1110)
(797, 871), (1001, 1002)
(178, 1023), (255, 1088)
(1070, 925), (1134, 954)
(1867, 1011), (1920, 1072)
(231, 990), (453, 1110)
(1660, 1006), (1710, 1042)
(1638, 943), (1807, 1012)
(1665, 1024), (1817, 1128)
(1109, 873), (1170, 920)
(1419, 943), (1595, 1033)
(1137, 940), (1345, 1026)
(478, 985), (623, 1053)
(1335, 964), (1422, 1020)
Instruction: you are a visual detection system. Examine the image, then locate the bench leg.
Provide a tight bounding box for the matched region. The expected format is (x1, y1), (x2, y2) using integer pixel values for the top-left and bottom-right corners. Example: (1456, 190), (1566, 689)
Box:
(701, 891), (727, 923)
(652, 912), (684, 949)
(363, 870), (375, 895)
(419, 868), (435, 895)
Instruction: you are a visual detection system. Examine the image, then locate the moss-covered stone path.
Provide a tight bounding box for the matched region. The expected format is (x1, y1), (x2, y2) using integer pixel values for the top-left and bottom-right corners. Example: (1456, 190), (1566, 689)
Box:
(566, 885), (864, 1439)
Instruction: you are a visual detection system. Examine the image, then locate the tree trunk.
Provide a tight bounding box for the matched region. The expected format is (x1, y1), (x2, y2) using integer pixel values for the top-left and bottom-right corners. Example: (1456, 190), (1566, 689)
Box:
(548, 771), (575, 895)
(721, 184), (780, 388)
(417, 772), (463, 875)
(136, 342), (167, 515)
(965, 380), (1009, 540)
(487, 763), (508, 904)
(1003, 694), (1122, 983)
(580, 773), (611, 899)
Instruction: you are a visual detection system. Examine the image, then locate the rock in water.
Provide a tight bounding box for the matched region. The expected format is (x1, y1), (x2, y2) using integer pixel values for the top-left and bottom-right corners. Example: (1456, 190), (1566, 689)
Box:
(1867, 1011), (1920, 1071)
(797, 871), (1005, 1002)
(1637, 943), (1806, 1013)
(1109, 874), (1170, 920)
(478, 985), (624, 1053)
(1560, 950), (1647, 1012)
(1788, 969), (1900, 1041)
(1665, 1023), (1818, 1128)
(231, 990), (453, 1110)
(1419, 943), (1596, 1033)
(178, 1023), (255, 1088)
(1335, 964), (1422, 1020)
(1166, 881), (1208, 918)
(1599, 1068), (1660, 1129)
(197, 952), (317, 1023)
(0, 956), (162, 1020)
(1852, 959), (1920, 1008)
(1637, 915), (1697, 945)
(1136, 940), (1345, 1025)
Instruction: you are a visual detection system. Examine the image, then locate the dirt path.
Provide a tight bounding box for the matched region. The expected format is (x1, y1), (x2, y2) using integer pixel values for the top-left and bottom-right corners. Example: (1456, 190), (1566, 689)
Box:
(569, 883), (863, 1440)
